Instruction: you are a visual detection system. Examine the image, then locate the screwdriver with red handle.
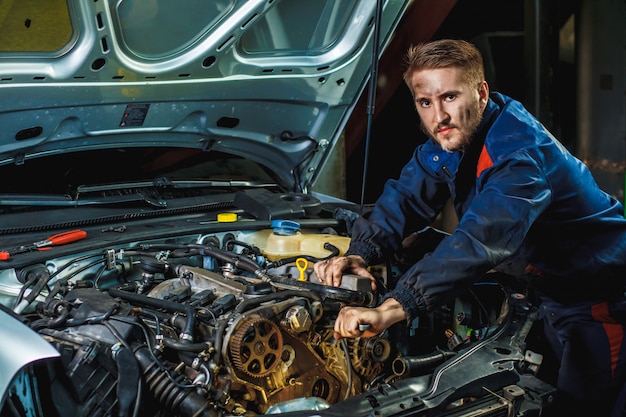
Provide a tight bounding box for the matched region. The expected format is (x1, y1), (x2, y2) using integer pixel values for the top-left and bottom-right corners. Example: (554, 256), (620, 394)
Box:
(0, 229), (87, 260)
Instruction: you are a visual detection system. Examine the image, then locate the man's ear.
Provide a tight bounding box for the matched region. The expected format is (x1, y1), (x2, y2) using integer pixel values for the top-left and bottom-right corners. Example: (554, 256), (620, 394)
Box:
(478, 81), (489, 109)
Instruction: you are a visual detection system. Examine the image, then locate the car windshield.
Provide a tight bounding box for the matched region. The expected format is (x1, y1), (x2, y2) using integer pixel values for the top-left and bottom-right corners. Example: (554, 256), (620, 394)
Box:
(0, 147), (278, 196)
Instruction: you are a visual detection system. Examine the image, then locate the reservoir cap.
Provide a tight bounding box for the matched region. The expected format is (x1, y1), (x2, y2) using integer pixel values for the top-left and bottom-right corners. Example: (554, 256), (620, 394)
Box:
(271, 219), (300, 235)
(217, 212), (237, 223)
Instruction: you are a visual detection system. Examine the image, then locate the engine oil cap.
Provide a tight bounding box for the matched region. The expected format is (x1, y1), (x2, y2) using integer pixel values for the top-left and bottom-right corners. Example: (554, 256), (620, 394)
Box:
(271, 219), (300, 235)
(217, 212), (238, 223)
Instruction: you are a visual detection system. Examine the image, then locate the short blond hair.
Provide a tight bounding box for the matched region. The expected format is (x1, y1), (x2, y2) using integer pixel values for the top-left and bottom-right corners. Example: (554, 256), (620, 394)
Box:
(402, 39), (485, 88)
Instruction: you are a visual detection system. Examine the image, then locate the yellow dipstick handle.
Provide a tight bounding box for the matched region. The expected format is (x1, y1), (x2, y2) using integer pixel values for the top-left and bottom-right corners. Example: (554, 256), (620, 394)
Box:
(296, 258), (308, 281)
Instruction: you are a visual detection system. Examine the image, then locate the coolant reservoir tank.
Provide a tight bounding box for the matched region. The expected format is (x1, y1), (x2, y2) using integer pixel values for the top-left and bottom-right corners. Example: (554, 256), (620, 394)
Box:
(240, 220), (351, 261)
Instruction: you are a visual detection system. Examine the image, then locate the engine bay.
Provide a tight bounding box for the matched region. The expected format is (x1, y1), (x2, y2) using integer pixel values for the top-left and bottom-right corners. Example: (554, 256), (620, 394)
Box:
(0, 206), (557, 417)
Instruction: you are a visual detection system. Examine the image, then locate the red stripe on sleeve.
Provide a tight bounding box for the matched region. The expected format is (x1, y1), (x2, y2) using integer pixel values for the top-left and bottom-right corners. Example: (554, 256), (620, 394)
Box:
(476, 145), (493, 178)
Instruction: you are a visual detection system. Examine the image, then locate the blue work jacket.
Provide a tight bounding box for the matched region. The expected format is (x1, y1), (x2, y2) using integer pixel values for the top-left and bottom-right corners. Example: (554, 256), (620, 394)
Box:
(347, 93), (626, 322)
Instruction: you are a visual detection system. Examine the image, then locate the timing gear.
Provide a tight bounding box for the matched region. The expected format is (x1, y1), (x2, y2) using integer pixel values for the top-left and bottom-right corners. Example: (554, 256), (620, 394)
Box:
(229, 317), (283, 377)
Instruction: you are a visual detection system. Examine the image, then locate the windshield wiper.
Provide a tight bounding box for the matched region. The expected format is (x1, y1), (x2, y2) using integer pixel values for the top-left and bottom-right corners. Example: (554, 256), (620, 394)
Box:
(0, 192), (166, 208)
(0, 178), (279, 209)
(76, 177), (277, 191)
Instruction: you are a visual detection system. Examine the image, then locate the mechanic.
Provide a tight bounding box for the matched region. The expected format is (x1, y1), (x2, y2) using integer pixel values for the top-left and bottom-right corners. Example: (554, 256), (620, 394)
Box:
(314, 39), (626, 416)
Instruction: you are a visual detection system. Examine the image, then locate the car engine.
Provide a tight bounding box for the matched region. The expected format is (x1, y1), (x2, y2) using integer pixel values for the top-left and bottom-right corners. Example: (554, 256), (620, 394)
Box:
(0, 213), (556, 417)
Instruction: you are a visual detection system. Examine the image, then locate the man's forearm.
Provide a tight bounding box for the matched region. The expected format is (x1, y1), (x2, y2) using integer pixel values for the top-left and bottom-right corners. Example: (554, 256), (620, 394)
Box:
(377, 297), (407, 329)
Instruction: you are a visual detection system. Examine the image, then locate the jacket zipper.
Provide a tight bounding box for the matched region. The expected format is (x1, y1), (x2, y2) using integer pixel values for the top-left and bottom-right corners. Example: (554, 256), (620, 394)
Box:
(442, 164), (456, 202)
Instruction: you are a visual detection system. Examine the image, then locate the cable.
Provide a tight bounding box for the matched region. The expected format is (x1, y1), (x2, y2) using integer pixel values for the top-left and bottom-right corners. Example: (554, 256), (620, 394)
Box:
(340, 338), (353, 400)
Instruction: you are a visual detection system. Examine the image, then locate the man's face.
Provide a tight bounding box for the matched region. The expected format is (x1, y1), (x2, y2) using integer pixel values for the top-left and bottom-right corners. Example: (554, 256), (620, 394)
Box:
(409, 67), (488, 152)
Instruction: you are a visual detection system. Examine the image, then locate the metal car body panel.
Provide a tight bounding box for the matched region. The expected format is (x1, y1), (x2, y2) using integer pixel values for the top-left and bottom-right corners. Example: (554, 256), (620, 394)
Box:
(0, 0), (410, 192)
(0, 308), (60, 396)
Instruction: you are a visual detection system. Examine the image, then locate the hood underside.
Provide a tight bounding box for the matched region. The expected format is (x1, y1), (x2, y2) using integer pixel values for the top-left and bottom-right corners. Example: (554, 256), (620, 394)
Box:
(0, 0), (411, 192)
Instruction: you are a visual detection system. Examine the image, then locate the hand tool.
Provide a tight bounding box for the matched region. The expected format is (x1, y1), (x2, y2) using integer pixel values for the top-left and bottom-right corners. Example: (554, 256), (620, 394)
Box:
(0, 229), (87, 260)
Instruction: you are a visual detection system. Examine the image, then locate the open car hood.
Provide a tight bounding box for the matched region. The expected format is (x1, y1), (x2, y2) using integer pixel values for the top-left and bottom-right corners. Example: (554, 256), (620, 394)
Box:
(0, 0), (411, 192)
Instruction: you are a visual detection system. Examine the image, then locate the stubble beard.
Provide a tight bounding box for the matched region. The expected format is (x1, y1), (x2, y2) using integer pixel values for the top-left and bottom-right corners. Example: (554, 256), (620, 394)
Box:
(420, 100), (484, 153)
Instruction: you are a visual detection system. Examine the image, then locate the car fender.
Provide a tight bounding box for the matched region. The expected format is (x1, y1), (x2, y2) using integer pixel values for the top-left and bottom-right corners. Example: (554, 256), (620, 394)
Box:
(0, 308), (60, 402)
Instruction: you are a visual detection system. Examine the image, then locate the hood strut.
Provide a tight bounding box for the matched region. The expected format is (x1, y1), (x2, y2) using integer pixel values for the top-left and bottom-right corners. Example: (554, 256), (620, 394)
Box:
(359, 0), (384, 213)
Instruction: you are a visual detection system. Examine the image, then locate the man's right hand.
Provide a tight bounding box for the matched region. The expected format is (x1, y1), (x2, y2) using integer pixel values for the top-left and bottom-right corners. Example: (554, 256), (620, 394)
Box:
(313, 255), (377, 291)
(333, 297), (407, 340)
